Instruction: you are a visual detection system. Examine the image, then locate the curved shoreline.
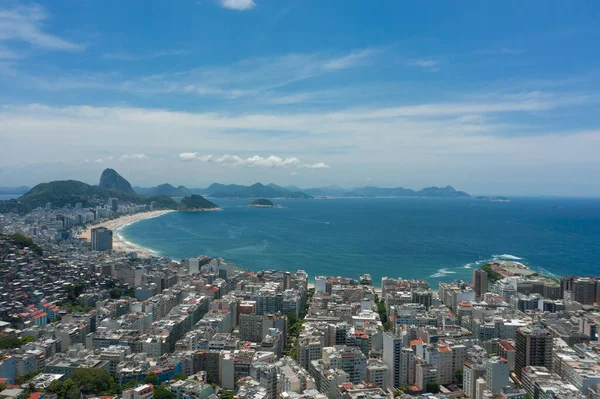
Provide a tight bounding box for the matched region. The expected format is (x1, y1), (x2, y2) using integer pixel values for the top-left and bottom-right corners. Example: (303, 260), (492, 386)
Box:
(79, 210), (174, 257)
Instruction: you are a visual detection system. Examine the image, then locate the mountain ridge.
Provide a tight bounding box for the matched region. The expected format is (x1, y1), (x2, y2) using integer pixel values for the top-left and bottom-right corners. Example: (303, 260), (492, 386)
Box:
(99, 168), (135, 194)
(0, 170), (178, 214)
(132, 182), (472, 199)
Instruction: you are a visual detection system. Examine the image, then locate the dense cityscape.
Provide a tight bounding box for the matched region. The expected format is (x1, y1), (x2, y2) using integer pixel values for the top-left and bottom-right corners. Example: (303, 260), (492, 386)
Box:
(0, 195), (599, 399)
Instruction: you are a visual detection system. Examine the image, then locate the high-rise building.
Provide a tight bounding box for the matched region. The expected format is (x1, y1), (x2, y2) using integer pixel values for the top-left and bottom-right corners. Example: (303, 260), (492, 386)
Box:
(321, 346), (366, 385)
(486, 356), (509, 394)
(472, 269), (488, 299)
(514, 327), (553, 381)
(283, 272), (292, 290)
(411, 291), (433, 310)
(572, 278), (597, 304)
(366, 358), (389, 389)
(383, 332), (414, 389)
(110, 198), (118, 212)
(91, 227), (113, 251)
(463, 361), (486, 398)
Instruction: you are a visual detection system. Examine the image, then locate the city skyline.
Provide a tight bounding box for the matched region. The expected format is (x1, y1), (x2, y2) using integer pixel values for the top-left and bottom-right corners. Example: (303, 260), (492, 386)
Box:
(1, 1), (600, 195)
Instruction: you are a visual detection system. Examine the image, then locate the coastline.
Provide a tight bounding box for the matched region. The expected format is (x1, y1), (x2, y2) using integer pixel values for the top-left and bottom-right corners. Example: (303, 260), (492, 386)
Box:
(79, 210), (174, 258)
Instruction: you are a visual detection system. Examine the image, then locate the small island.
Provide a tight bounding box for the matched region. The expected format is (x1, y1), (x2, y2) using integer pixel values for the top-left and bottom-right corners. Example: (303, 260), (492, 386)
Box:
(249, 199), (274, 208)
(178, 195), (221, 212)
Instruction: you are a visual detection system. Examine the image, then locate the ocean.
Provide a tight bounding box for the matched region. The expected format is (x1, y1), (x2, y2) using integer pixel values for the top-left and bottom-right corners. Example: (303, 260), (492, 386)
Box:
(121, 197), (600, 284)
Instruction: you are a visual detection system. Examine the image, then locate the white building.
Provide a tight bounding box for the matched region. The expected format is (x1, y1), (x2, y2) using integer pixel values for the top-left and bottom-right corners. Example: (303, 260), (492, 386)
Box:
(122, 384), (154, 399)
(486, 356), (509, 394)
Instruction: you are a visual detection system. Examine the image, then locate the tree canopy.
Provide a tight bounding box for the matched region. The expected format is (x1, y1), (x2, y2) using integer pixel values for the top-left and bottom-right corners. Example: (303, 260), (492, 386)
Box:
(153, 386), (175, 399)
(425, 381), (440, 394)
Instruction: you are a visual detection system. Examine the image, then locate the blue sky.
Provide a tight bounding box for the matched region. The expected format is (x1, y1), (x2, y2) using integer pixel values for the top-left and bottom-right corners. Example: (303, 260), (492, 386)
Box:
(1, 0), (600, 195)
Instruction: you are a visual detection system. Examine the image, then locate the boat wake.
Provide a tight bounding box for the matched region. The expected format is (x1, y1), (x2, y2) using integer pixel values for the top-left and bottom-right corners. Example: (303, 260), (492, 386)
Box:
(429, 268), (457, 278)
(492, 254), (523, 261)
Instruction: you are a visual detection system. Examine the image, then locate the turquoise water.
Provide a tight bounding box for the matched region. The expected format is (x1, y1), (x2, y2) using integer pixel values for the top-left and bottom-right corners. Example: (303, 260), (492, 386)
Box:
(121, 197), (600, 283)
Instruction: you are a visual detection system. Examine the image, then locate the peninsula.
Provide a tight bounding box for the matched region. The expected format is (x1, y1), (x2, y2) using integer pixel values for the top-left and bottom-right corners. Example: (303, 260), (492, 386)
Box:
(177, 195), (221, 212)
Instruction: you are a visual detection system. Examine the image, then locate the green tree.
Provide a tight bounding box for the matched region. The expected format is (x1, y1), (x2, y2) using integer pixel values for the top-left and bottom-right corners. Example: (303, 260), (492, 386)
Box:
(9, 234), (43, 255)
(109, 288), (122, 299)
(220, 391), (235, 399)
(425, 381), (440, 394)
(122, 380), (142, 390)
(376, 300), (389, 328)
(24, 370), (41, 381)
(60, 379), (79, 399)
(0, 383), (6, 392)
(153, 386), (175, 399)
(46, 380), (63, 393)
(144, 374), (158, 384)
(0, 336), (34, 349)
(172, 374), (187, 382)
(286, 313), (298, 326)
(71, 368), (117, 395)
(455, 369), (463, 383)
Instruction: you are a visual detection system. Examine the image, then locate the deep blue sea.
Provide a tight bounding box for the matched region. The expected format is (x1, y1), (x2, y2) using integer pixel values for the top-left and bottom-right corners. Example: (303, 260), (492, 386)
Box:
(121, 197), (600, 284)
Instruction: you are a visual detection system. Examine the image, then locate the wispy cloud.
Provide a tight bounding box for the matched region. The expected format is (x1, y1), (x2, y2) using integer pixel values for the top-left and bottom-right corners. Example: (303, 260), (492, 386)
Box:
(179, 153), (329, 169)
(0, 4), (84, 56)
(218, 0), (256, 11)
(412, 59), (438, 68)
(103, 50), (188, 61)
(301, 162), (330, 169)
(475, 48), (527, 55)
(119, 153), (148, 161)
(1, 90), (596, 191)
(323, 48), (379, 70)
(410, 59), (440, 72)
(14, 47), (383, 101)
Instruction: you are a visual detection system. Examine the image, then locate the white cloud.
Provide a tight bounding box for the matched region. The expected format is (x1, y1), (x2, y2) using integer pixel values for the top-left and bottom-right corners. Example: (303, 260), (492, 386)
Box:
(17, 48), (382, 101)
(119, 153), (147, 161)
(323, 49), (378, 71)
(179, 152), (200, 161)
(0, 4), (83, 55)
(94, 158), (103, 163)
(412, 59), (438, 68)
(301, 162), (330, 169)
(180, 153), (328, 169)
(475, 48), (527, 55)
(1, 90), (595, 193)
(103, 50), (188, 61)
(219, 0), (256, 11)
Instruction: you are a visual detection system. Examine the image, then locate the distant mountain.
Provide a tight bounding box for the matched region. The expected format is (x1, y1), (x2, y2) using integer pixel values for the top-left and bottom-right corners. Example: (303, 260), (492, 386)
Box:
(0, 179), (177, 214)
(204, 183), (249, 197)
(415, 185), (470, 198)
(134, 184), (190, 197)
(304, 186), (348, 197)
(0, 186), (30, 195)
(99, 168), (135, 194)
(304, 185), (471, 198)
(0, 169), (179, 214)
(206, 182), (312, 199)
(178, 195), (220, 211)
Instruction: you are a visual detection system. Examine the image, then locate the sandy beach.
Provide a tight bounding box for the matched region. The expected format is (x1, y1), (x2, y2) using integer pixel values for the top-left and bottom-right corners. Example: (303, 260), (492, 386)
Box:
(79, 210), (174, 257)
